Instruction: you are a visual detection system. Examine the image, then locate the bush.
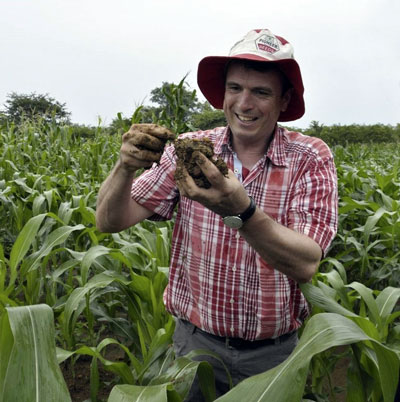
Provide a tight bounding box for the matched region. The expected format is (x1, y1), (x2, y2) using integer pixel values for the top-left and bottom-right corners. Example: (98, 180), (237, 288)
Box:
(67, 124), (98, 139)
(305, 123), (399, 146)
(2, 92), (71, 124)
(191, 102), (226, 130)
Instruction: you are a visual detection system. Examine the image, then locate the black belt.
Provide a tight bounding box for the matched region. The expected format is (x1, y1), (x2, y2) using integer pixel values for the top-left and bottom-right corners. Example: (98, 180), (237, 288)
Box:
(193, 324), (295, 350)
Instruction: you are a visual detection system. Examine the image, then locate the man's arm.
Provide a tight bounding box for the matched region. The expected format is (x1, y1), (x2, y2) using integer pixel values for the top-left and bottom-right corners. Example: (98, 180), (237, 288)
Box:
(175, 151), (326, 283)
(96, 124), (175, 233)
(238, 208), (322, 283)
(96, 160), (154, 232)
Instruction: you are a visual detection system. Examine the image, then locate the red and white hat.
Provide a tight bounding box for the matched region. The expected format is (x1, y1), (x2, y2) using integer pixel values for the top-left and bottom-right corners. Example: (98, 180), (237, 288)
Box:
(197, 29), (305, 122)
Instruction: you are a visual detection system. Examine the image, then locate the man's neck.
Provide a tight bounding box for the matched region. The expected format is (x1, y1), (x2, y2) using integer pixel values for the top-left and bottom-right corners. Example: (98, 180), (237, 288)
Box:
(230, 127), (276, 169)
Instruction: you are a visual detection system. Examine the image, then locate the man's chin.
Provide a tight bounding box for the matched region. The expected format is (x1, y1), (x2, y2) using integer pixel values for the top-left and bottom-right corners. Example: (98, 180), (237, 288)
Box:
(230, 124), (258, 137)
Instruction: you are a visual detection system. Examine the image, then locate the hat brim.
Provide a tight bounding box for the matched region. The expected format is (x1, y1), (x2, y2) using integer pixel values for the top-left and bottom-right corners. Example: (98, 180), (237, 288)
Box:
(197, 54), (305, 122)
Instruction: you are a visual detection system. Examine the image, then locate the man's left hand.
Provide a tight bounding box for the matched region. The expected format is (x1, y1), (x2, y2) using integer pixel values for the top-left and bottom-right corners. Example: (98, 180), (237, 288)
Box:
(175, 151), (251, 217)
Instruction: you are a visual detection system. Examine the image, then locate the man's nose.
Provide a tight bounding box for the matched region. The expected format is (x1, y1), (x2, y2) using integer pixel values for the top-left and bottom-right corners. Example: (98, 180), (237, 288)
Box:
(237, 90), (253, 110)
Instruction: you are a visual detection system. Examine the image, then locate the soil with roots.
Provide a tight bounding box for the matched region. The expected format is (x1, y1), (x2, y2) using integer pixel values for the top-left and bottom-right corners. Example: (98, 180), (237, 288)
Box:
(174, 137), (228, 188)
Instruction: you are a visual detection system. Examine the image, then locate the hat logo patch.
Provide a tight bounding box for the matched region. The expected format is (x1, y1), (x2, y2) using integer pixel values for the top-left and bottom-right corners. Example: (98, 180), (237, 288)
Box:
(255, 34), (280, 54)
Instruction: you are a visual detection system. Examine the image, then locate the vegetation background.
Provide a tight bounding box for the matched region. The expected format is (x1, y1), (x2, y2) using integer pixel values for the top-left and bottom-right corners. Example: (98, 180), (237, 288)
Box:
(1, 81), (400, 402)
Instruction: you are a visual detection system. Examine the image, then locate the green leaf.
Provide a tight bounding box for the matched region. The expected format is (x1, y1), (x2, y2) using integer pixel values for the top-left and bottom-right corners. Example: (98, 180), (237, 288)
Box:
(90, 357), (100, 402)
(129, 272), (151, 301)
(347, 282), (381, 326)
(215, 313), (399, 402)
(0, 305), (71, 402)
(32, 194), (46, 216)
(137, 320), (148, 360)
(95, 337), (142, 379)
(139, 328), (174, 383)
(26, 223), (85, 273)
(362, 207), (389, 241)
(145, 348), (220, 401)
(302, 282), (381, 339)
(363, 341), (400, 402)
(301, 282), (357, 318)
(74, 345), (135, 384)
(62, 272), (130, 346)
(56, 347), (75, 365)
(150, 357), (213, 400)
(0, 245), (6, 293)
(376, 287), (400, 320)
(80, 245), (111, 285)
(320, 257), (347, 283)
(346, 353), (368, 402)
(8, 213), (47, 290)
(108, 383), (181, 402)
(0, 311), (13, 397)
(185, 348), (233, 397)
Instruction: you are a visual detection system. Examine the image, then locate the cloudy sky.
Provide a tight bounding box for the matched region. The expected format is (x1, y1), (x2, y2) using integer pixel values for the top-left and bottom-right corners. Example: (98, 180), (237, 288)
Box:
(1, 0), (399, 129)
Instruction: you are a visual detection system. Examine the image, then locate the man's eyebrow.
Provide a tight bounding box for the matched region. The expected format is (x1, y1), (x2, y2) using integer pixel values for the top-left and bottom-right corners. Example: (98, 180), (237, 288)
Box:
(225, 80), (241, 86)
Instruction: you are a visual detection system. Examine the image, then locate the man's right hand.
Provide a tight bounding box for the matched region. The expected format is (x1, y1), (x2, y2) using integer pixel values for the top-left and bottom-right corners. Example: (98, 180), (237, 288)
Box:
(120, 124), (175, 172)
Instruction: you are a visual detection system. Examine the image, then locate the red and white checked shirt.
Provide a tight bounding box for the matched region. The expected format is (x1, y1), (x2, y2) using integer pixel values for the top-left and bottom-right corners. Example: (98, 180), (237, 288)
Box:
(131, 126), (338, 340)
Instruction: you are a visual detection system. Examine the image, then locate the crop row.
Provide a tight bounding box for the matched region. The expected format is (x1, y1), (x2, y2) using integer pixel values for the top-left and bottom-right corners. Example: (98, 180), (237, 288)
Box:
(1, 119), (399, 401)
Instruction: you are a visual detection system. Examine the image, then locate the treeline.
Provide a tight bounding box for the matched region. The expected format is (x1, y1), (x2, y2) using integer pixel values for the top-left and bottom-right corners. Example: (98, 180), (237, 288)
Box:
(293, 121), (400, 147)
(1, 87), (399, 147)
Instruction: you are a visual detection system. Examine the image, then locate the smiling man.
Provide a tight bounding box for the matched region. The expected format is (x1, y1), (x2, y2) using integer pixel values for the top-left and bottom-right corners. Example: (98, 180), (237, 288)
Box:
(96, 29), (338, 401)
(224, 62), (290, 146)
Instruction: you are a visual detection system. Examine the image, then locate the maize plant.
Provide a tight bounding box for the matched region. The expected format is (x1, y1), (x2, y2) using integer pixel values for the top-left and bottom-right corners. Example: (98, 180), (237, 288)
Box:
(1, 99), (400, 400)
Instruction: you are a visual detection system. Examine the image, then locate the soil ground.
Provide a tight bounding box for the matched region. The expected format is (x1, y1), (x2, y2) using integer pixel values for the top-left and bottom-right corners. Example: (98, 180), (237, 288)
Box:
(330, 356), (349, 402)
(61, 344), (124, 402)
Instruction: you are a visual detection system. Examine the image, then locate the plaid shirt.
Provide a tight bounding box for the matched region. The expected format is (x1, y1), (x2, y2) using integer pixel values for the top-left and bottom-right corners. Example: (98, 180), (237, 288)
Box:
(131, 126), (338, 340)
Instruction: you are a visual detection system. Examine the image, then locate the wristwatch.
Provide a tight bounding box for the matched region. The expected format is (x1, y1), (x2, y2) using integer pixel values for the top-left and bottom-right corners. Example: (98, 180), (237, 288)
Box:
(222, 196), (256, 229)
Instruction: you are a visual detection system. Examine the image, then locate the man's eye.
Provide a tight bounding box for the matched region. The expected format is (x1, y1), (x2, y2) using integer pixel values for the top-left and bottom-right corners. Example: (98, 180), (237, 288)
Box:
(227, 85), (240, 92)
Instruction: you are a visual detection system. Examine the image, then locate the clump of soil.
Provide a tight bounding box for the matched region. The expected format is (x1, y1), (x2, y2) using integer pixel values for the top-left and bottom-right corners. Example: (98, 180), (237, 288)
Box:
(174, 137), (228, 188)
(126, 124), (175, 158)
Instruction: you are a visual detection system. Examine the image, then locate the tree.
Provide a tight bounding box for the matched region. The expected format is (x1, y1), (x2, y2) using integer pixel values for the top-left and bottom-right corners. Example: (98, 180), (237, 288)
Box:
(0, 111), (7, 128)
(110, 77), (201, 135)
(148, 80), (202, 116)
(307, 120), (325, 136)
(2, 92), (71, 124)
(110, 77), (227, 135)
(191, 102), (226, 130)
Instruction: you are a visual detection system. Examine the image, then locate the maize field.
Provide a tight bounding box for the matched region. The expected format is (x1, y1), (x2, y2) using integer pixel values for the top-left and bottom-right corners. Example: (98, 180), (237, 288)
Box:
(0, 118), (399, 402)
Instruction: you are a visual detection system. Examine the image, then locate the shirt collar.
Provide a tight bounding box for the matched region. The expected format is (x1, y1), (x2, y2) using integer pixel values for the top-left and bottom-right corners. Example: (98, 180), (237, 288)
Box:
(217, 125), (288, 168)
(214, 127), (231, 156)
(266, 125), (288, 167)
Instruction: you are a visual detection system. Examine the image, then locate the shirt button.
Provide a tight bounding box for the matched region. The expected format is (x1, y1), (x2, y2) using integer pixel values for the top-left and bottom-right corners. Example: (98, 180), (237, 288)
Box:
(232, 266), (236, 272)
(230, 326), (234, 333)
(235, 232), (240, 239)
(230, 298), (234, 304)
(234, 168), (239, 173)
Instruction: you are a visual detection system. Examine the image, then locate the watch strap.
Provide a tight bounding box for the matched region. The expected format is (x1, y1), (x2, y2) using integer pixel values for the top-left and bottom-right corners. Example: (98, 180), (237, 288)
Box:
(238, 196), (256, 223)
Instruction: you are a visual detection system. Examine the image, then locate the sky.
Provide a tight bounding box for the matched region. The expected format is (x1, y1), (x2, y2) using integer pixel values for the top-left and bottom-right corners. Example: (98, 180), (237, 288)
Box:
(1, 0), (399, 129)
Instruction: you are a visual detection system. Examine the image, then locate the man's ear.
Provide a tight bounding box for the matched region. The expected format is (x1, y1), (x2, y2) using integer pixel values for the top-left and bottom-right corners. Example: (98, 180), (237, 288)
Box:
(280, 88), (294, 112)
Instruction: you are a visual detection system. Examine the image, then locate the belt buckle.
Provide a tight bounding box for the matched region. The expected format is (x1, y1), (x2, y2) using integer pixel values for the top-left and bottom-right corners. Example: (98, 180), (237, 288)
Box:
(225, 337), (244, 349)
(225, 337), (236, 350)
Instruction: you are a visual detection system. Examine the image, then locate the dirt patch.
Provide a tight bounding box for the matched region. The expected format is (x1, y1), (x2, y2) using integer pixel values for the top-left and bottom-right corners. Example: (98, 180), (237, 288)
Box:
(62, 358), (112, 401)
(61, 344), (125, 401)
(330, 354), (349, 402)
(174, 137), (228, 188)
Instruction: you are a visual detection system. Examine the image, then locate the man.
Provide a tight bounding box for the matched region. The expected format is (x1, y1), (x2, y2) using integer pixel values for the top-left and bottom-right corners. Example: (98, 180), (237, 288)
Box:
(96, 29), (338, 400)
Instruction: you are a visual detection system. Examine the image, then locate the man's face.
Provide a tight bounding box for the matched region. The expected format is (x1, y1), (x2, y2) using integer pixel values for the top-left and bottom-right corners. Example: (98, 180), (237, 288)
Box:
(223, 63), (291, 143)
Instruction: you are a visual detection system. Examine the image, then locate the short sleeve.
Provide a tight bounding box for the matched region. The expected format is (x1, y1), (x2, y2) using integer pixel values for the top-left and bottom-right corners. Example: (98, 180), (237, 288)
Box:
(130, 145), (179, 221)
(287, 148), (338, 255)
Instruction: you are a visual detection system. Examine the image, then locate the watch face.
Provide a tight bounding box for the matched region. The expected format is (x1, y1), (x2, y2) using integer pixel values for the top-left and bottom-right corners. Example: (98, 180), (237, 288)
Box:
(223, 216), (243, 229)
